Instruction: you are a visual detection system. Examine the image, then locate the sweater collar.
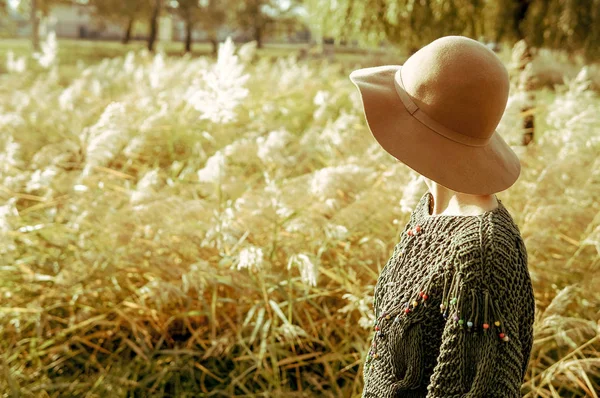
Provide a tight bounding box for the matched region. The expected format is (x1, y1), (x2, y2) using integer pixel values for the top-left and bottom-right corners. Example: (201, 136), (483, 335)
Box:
(413, 191), (506, 226)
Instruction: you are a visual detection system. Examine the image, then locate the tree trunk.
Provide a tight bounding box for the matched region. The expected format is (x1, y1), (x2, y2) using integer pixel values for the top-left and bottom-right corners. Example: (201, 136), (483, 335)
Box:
(148, 0), (161, 52)
(185, 19), (193, 53)
(513, 0), (531, 40)
(210, 37), (218, 56)
(254, 24), (263, 49)
(511, 40), (535, 146)
(122, 16), (134, 44)
(31, 0), (40, 51)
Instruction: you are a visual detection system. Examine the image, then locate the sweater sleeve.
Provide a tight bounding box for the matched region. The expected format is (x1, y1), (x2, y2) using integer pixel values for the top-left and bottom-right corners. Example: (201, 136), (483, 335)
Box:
(426, 222), (530, 398)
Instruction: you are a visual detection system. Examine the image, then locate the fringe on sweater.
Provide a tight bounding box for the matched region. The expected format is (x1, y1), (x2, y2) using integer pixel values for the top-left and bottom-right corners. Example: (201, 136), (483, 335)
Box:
(362, 191), (535, 398)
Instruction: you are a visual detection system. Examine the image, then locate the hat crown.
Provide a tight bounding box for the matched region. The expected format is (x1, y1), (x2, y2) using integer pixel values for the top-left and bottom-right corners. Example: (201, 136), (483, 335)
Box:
(400, 36), (509, 140)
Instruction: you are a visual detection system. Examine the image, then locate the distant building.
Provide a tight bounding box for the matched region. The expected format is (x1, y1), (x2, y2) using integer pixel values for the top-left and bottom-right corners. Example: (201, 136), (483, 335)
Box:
(10, 3), (174, 42)
(7, 3), (309, 45)
(51, 4), (123, 39)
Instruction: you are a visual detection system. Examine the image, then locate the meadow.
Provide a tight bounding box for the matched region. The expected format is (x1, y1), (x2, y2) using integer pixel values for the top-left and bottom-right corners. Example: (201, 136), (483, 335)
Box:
(0, 36), (599, 397)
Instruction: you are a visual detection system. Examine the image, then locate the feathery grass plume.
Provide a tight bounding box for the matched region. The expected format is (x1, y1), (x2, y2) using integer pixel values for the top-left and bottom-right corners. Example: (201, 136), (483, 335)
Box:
(544, 67), (598, 155)
(197, 150), (226, 184)
(80, 102), (129, 178)
(399, 172), (425, 213)
(325, 223), (349, 241)
(130, 168), (162, 204)
(497, 89), (530, 145)
(0, 198), (19, 254)
(149, 51), (165, 89)
(319, 111), (359, 149)
(309, 163), (376, 200)
(263, 171), (293, 220)
(313, 89), (331, 120)
(33, 30), (58, 69)
(6, 50), (26, 73)
(238, 40), (257, 64)
(123, 50), (136, 74)
(0, 135), (24, 176)
(272, 54), (314, 91)
(256, 129), (294, 166)
(236, 245), (265, 271)
(184, 36), (250, 124)
(0, 113), (25, 130)
(58, 78), (86, 111)
(24, 166), (58, 194)
(287, 253), (318, 287)
(338, 293), (375, 329)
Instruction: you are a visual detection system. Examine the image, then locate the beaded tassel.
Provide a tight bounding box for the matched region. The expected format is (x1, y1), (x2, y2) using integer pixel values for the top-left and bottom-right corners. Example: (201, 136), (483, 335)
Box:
(482, 291), (489, 331)
(440, 268), (449, 317)
(448, 270), (461, 321)
(491, 295), (509, 342)
(455, 283), (464, 327)
(467, 289), (475, 330)
(473, 290), (480, 332)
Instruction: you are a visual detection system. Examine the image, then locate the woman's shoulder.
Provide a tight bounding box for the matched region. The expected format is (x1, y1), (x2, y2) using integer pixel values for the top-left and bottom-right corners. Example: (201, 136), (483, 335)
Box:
(452, 202), (525, 255)
(449, 204), (529, 288)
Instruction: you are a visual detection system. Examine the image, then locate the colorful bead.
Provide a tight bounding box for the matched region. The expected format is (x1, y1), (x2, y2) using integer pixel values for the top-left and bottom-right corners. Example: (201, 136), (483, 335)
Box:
(378, 331), (385, 338)
(499, 332), (505, 339)
(373, 353), (379, 358)
(440, 303), (446, 311)
(404, 308), (410, 314)
(407, 229), (414, 236)
(374, 326), (380, 331)
(494, 321), (501, 326)
(458, 319), (464, 325)
(502, 335), (510, 342)
(422, 294), (429, 300)
(443, 311), (448, 319)
(415, 225), (422, 233)
(385, 315), (390, 320)
(467, 321), (473, 327)
(483, 323), (489, 330)
(412, 300), (418, 307)
(453, 315), (459, 321)
(450, 297), (457, 305)
(394, 315), (401, 323)
(419, 291), (424, 297)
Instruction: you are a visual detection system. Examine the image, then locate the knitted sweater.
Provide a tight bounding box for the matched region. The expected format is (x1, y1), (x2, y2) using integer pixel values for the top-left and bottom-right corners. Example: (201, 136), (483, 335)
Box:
(362, 191), (535, 398)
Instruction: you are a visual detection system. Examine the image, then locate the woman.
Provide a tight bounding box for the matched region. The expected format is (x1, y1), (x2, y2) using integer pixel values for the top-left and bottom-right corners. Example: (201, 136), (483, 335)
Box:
(348, 36), (536, 397)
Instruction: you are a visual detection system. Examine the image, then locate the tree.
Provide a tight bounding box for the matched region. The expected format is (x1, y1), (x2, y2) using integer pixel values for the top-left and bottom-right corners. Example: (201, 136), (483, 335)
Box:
(88, 0), (142, 44)
(147, 0), (161, 51)
(14, 0), (63, 51)
(166, 0), (227, 54)
(233, 0), (301, 49)
(88, 0), (163, 52)
(305, 0), (600, 60)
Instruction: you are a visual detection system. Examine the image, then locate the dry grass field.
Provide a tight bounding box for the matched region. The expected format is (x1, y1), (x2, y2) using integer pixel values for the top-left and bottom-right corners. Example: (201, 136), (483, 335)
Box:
(0, 37), (599, 397)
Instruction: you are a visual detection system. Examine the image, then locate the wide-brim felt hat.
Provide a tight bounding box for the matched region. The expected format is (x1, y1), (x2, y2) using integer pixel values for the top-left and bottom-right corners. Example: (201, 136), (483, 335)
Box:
(349, 35), (521, 195)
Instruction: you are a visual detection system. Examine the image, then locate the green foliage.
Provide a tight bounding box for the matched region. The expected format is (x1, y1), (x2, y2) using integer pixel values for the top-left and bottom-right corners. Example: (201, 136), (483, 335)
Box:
(308, 0), (600, 60)
(232, 0), (304, 47)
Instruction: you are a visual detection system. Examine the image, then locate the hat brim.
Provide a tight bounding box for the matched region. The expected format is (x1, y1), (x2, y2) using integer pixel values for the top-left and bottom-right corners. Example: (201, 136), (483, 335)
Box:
(349, 65), (521, 195)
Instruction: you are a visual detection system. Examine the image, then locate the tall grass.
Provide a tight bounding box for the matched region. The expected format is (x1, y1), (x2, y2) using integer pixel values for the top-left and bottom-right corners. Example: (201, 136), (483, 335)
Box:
(0, 38), (598, 397)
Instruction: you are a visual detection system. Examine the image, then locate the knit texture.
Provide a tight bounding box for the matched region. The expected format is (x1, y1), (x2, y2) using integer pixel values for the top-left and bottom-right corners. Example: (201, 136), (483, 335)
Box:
(362, 191), (535, 398)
